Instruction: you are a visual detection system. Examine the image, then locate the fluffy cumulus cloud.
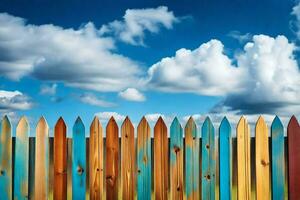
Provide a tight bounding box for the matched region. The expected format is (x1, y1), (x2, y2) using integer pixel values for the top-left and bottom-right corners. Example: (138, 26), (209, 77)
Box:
(79, 93), (116, 107)
(40, 83), (57, 95)
(95, 111), (126, 122)
(0, 13), (142, 91)
(118, 88), (145, 102)
(0, 90), (33, 111)
(291, 1), (300, 39)
(100, 6), (178, 46)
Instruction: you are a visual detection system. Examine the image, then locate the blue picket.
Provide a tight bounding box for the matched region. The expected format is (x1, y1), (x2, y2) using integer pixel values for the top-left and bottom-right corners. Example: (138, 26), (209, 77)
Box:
(72, 117), (86, 200)
(201, 117), (215, 200)
(271, 116), (285, 199)
(219, 117), (232, 200)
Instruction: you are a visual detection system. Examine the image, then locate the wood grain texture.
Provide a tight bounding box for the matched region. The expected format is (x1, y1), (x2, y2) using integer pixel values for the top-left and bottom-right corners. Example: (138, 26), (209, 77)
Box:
(121, 117), (135, 200)
(288, 116), (300, 200)
(137, 117), (151, 200)
(34, 117), (49, 200)
(106, 117), (119, 200)
(154, 117), (168, 200)
(72, 117), (86, 199)
(14, 116), (30, 200)
(54, 117), (67, 200)
(271, 116), (285, 200)
(237, 117), (251, 200)
(170, 117), (183, 200)
(201, 117), (215, 200)
(89, 116), (104, 200)
(255, 116), (270, 200)
(0, 116), (12, 200)
(219, 117), (232, 200)
(185, 117), (200, 200)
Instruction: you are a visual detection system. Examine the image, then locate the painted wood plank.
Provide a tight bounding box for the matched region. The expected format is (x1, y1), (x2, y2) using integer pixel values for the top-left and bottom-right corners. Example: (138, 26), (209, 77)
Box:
(154, 117), (168, 200)
(34, 117), (49, 199)
(14, 116), (29, 200)
(288, 116), (300, 200)
(170, 117), (183, 200)
(121, 117), (135, 200)
(72, 117), (86, 199)
(255, 116), (270, 200)
(271, 116), (284, 200)
(137, 117), (151, 200)
(219, 117), (232, 200)
(89, 116), (104, 200)
(201, 117), (215, 200)
(237, 116), (251, 200)
(185, 117), (200, 200)
(0, 116), (12, 200)
(54, 117), (67, 200)
(106, 117), (119, 200)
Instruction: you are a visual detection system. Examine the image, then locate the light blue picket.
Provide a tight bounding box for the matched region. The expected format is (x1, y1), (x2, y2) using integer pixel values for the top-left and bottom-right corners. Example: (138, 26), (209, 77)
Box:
(72, 117), (86, 200)
(271, 116), (285, 199)
(201, 117), (215, 200)
(14, 116), (29, 200)
(170, 117), (184, 199)
(185, 117), (200, 200)
(219, 117), (232, 200)
(0, 116), (12, 200)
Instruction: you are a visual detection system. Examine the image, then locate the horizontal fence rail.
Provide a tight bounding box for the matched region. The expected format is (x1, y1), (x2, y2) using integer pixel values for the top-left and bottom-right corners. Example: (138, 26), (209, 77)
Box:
(0, 115), (299, 200)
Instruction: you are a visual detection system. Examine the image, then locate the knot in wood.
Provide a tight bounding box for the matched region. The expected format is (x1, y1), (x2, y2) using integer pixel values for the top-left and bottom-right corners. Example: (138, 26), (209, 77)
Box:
(261, 159), (269, 166)
(77, 166), (84, 174)
(174, 145), (180, 153)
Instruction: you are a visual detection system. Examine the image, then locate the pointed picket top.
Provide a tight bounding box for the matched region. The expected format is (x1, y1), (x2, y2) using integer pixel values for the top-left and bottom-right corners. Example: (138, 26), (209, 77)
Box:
(186, 116), (195, 127)
(185, 116), (197, 136)
(16, 116), (29, 136)
(36, 116), (49, 136)
(170, 117), (182, 133)
(220, 117), (231, 133)
(256, 115), (266, 125)
(37, 116), (48, 126)
(237, 116), (246, 126)
(107, 116), (117, 127)
(138, 116), (149, 129)
(122, 116), (134, 129)
(74, 116), (84, 130)
(288, 115), (299, 128)
(2, 115), (11, 127)
(154, 116), (167, 130)
(271, 116), (283, 129)
(55, 117), (66, 129)
(203, 116), (212, 126)
(91, 116), (102, 129)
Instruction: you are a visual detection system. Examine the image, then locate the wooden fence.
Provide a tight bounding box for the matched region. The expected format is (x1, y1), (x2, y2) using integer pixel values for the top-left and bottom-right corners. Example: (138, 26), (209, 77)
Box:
(0, 115), (299, 200)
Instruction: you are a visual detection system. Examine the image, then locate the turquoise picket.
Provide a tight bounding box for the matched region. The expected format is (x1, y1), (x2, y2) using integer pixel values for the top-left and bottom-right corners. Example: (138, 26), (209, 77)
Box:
(219, 117), (232, 200)
(14, 116), (30, 200)
(72, 117), (86, 200)
(0, 116), (12, 200)
(271, 116), (285, 199)
(201, 117), (215, 200)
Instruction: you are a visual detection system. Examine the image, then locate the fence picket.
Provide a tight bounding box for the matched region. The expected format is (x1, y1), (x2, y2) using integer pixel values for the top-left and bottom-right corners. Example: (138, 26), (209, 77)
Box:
(170, 117), (183, 200)
(14, 116), (29, 200)
(137, 117), (151, 200)
(271, 116), (285, 199)
(201, 117), (215, 200)
(106, 117), (119, 200)
(185, 117), (200, 200)
(219, 117), (232, 200)
(237, 117), (251, 200)
(288, 116), (300, 200)
(154, 117), (168, 200)
(72, 117), (86, 199)
(34, 117), (49, 199)
(89, 116), (103, 199)
(0, 116), (12, 200)
(54, 117), (67, 200)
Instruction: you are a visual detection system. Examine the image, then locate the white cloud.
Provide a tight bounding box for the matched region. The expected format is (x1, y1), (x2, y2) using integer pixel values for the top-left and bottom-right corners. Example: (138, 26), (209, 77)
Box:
(145, 113), (174, 125)
(95, 111), (126, 123)
(118, 88), (145, 102)
(291, 2), (300, 39)
(79, 93), (116, 107)
(0, 13), (142, 92)
(100, 6), (178, 46)
(0, 90), (33, 111)
(40, 83), (57, 95)
(227, 31), (252, 43)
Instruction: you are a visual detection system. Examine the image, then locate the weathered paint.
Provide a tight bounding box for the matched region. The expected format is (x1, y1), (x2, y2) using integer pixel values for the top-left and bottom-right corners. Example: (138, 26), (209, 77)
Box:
(121, 117), (135, 200)
(288, 116), (300, 200)
(137, 117), (151, 200)
(271, 116), (285, 200)
(72, 117), (86, 199)
(154, 117), (168, 200)
(53, 117), (67, 200)
(219, 117), (232, 200)
(255, 116), (270, 200)
(14, 116), (29, 200)
(201, 117), (215, 200)
(106, 117), (119, 200)
(170, 117), (183, 200)
(89, 116), (104, 200)
(237, 117), (251, 200)
(185, 117), (200, 200)
(0, 116), (12, 200)
(34, 117), (49, 199)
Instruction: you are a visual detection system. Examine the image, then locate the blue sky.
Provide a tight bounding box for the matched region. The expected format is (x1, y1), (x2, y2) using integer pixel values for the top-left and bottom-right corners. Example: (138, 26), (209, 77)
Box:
(0, 0), (299, 132)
